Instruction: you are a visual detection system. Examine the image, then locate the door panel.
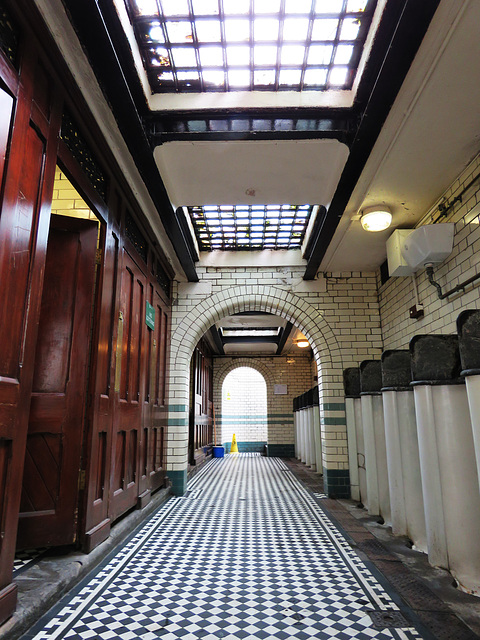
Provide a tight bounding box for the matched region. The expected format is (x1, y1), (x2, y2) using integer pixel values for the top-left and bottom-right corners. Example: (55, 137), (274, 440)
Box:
(81, 229), (118, 551)
(145, 290), (168, 492)
(0, 87), (14, 196)
(0, 124), (44, 378)
(109, 251), (145, 521)
(16, 215), (98, 549)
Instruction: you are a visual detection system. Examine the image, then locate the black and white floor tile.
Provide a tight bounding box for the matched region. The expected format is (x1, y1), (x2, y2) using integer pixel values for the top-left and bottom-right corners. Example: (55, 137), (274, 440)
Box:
(14, 548), (48, 575)
(23, 454), (427, 640)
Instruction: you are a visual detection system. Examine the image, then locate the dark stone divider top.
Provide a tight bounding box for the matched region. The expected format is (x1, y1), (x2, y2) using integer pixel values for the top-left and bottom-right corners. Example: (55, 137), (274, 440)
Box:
(381, 350), (412, 390)
(360, 360), (382, 395)
(343, 367), (361, 398)
(457, 309), (480, 375)
(293, 386), (320, 410)
(410, 334), (463, 384)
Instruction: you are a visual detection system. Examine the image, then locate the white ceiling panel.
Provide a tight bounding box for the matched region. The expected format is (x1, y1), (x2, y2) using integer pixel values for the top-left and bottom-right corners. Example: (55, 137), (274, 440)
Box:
(154, 139), (349, 209)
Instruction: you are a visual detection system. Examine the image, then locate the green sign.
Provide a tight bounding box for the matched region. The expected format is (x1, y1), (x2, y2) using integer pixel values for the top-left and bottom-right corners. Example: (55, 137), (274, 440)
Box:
(145, 301), (155, 331)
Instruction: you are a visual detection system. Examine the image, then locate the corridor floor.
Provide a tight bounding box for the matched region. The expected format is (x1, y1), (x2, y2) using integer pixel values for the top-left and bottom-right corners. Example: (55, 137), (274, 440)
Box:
(22, 454), (433, 640)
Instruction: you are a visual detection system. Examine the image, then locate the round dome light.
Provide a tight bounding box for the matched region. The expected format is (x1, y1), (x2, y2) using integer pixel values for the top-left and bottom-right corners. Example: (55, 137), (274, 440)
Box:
(360, 206), (392, 232)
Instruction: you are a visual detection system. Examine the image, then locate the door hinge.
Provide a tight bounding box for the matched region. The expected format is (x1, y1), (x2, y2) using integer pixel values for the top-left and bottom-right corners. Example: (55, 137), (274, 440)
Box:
(95, 248), (103, 265)
(78, 469), (86, 491)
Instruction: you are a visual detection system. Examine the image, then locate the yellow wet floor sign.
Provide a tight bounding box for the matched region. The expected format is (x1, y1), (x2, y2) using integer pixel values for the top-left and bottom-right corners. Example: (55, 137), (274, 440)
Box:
(230, 433), (239, 454)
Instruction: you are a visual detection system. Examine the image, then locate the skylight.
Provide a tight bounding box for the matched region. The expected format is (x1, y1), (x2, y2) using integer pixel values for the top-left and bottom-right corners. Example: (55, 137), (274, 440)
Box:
(221, 328), (281, 337)
(187, 204), (313, 251)
(127, 0), (375, 93)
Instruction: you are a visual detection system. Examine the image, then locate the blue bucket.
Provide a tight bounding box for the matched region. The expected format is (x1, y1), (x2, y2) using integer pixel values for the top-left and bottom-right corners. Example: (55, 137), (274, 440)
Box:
(213, 446), (225, 458)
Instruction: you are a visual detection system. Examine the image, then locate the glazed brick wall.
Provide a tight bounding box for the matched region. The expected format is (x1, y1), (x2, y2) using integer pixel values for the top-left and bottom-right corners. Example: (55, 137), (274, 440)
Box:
(379, 153), (480, 349)
(167, 267), (383, 475)
(51, 168), (97, 220)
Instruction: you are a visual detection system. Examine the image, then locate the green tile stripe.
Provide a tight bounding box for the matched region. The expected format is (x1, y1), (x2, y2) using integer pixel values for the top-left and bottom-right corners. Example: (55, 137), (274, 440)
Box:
(217, 414), (293, 419)
(169, 404), (188, 412)
(167, 469), (188, 496)
(323, 403), (345, 411)
(320, 417), (346, 425)
(168, 417), (189, 426)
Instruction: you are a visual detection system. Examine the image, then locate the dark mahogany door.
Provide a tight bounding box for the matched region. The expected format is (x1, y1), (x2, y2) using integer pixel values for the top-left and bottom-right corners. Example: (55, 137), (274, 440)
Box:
(148, 288), (168, 491)
(109, 251), (145, 521)
(16, 215), (98, 549)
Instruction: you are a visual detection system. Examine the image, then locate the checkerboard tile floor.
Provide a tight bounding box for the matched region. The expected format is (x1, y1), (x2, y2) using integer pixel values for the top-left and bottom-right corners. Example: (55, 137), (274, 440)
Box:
(22, 454), (427, 640)
(14, 549), (47, 575)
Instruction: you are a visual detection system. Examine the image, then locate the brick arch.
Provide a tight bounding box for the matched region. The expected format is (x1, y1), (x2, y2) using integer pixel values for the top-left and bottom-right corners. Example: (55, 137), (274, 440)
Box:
(213, 358), (275, 391)
(166, 285), (345, 495)
(171, 285), (342, 375)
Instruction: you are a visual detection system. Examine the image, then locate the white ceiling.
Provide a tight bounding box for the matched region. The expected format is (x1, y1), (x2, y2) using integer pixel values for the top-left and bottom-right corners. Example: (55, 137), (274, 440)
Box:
(154, 139), (349, 210)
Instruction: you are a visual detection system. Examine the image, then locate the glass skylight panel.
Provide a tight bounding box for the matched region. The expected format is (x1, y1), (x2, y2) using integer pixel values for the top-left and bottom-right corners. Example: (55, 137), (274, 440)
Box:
(283, 18), (310, 41)
(171, 47), (197, 67)
(254, 45), (278, 65)
(128, 0), (376, 92)
(315, 0), (343, 12)
(254, 69), (276, 85)
(308, 44), (333, 64)
(199, 47), (223, 67)
(255, 0), (282, 13)
(285, 0), (314, 13)
(161, 0), (189, 17)
(187, 205), (314, 251)
(329, 66), (349, 85)
(165, 21), (192, 43)
(191, 0), (219, 15)
(228, 69), (251, 86)
(223, 0), (250, 14)
(221, 328), (281, 337)
(195, 20), (221, 42)
(227, 46), (250, 66)
(334, 44), (354, 64)
(254, 19), (280, 41)
(281, 46), (306, 66)
(225, 20), (250, 42)
(311, 19), (339, 40)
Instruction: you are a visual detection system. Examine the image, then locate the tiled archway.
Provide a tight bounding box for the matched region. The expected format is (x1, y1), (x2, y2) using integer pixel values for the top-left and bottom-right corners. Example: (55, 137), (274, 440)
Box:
(166, 285), (347, 496)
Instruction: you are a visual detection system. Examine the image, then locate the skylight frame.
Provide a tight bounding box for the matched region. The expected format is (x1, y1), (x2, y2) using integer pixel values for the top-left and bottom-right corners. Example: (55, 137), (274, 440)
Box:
(221, 327), (281, 337)
(126, 0), (376, 94)
(187, 204), (314, 251)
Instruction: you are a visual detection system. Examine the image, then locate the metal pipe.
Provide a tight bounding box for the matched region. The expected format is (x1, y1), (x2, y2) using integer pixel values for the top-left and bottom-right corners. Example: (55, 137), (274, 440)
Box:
(426, 265), (480, 300)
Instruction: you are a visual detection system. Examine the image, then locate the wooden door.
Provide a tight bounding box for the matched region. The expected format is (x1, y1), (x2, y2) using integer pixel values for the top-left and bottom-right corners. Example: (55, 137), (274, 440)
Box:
(16, 215), (98, 549)
(145, 288), (168, 493)
(109, 251), (145, 520)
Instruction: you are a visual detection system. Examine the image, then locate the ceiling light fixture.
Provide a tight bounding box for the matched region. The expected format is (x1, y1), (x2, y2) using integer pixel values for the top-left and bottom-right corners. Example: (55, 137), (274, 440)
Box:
(295, 339), (309, 348)
(360, 206), (392, 232)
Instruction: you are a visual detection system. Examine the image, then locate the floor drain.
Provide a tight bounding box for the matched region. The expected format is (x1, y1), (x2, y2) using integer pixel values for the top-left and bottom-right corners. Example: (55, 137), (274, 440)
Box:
(367, 610), (411, 629)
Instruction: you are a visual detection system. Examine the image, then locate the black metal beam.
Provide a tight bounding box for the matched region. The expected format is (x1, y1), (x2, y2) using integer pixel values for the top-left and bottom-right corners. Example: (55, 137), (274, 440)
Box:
(304, 0), (441, 279)
(146, 109), (354, 145)
(303, 206), (327, 261)
(276, 322), (294, 355)
(62, 0), (199, 281)
(209, 326), (225, 356)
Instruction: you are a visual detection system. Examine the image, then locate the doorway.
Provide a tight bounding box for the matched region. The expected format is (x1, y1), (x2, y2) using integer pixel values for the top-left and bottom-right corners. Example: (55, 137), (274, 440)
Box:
(16, 169), (100, 549)
(221, 367), (267, 452)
